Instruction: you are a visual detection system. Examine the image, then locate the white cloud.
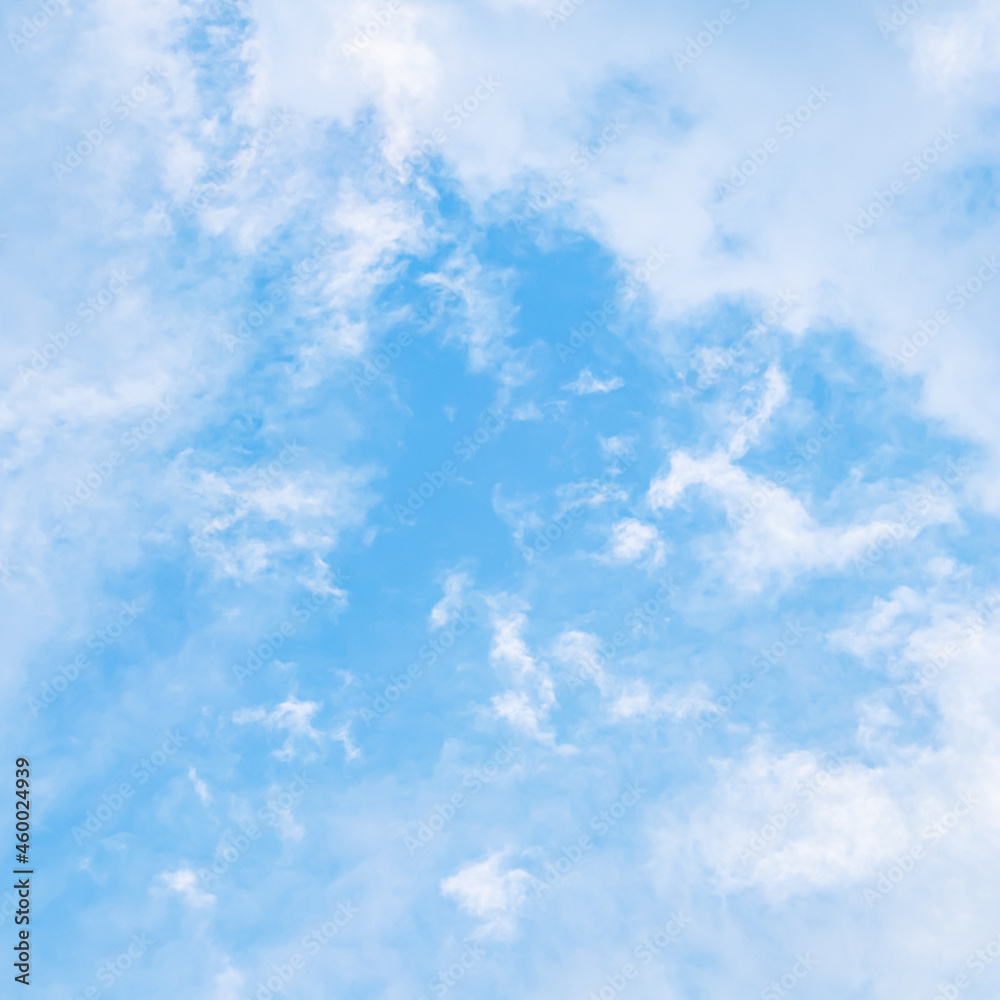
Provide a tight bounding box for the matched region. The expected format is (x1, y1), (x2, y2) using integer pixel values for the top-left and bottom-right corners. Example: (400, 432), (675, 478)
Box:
(563, 368), (624, 395)
(219, 0), (1000, 522)
(188, 767), (212, 805)
(911, 0), (1000, 90)
(159, 868), (215, 908)
(727, 366), (789, 460)
(486, 597), (569, 749)
(183, 460), (380, 586)
(649, 449), (958, 593)
(827, 586), (931, 669)
(493, 478), (624, 559)
(609, 679), (713, 722)
(297, 554), (350, 605)
(599, 434), (636, 460)
(430, 570), (473, 628)
(551, 628), (611, 695)
(211, 965), (245, 1000)
(511, 401), (545, 421)
(233, 695), (324, 760)
(424, 251), (531, 385)
(333, 722), (362, 761)
(552, 629), (711, 725)
(489, 689), (550, 745)
(441, 851), (532, 938)
(686, 746), (911, 900)
(600, 518), (666, 567)
(678, 596), (1000, 906)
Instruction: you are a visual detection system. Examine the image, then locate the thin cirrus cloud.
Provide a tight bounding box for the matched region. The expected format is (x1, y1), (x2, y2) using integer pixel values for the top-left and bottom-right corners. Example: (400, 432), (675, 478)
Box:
(563, 368), (625, 395)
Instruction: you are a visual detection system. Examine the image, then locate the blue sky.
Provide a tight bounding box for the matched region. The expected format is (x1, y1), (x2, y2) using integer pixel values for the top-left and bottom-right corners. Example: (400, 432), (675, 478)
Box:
(3, 0), (1000, 998)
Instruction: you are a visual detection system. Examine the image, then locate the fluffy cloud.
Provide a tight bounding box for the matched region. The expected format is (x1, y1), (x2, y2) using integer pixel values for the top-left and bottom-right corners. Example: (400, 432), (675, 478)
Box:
(600, 518), (666, 567)
(440, 851), (532, 938)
